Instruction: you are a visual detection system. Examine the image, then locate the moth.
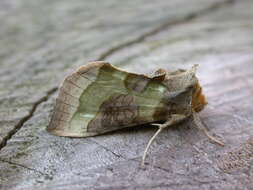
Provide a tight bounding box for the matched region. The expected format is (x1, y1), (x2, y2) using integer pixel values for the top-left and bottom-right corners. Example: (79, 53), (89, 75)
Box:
(47, 61), (224, 165)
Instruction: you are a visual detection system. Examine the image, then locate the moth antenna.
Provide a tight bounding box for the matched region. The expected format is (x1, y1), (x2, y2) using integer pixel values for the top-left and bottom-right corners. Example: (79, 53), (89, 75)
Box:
(192, 111), (225, 146)
(142, 127), (163, 166)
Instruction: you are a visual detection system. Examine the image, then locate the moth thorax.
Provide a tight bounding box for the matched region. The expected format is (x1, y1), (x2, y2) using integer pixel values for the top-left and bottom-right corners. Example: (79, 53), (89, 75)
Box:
(163, 88), (193, 116)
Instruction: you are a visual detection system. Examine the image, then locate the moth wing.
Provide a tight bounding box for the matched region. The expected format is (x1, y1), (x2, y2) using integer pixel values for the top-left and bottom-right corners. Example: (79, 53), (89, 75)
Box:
(47, 62), (171, 137)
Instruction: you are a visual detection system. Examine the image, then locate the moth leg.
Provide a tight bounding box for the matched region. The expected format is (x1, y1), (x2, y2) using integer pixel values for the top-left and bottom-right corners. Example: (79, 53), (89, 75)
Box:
(192, 111), (225, 146)
(141, 114), (186, 166)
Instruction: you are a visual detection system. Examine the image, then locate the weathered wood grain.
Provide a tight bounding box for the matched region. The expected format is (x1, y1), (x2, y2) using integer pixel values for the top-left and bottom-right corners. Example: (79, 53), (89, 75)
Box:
(1, 0), (253, 189)
(0, 0), (227, 148)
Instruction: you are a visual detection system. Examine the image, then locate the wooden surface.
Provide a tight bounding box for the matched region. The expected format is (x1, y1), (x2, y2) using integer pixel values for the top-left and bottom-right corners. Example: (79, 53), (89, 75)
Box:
(1, 0), (253, 189)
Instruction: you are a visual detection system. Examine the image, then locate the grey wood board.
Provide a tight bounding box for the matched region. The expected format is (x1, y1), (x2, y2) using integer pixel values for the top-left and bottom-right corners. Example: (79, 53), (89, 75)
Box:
(0, 0), (226, 145)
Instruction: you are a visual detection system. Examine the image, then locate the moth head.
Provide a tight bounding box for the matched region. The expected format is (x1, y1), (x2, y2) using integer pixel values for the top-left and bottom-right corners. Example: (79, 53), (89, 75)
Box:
(161, 65), (207, 113)
(188, 65), (207, 112)
(191, 80), (207, 112)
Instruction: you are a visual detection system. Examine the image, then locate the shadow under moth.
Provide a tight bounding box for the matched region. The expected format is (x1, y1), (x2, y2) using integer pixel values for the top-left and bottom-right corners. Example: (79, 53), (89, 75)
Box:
(47, 61), (224, 165)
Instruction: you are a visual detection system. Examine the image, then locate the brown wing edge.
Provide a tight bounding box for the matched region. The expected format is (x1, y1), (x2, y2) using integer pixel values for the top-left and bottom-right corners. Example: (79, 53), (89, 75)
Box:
(47, 61), (109, 137)
(48, 124), (100, 137)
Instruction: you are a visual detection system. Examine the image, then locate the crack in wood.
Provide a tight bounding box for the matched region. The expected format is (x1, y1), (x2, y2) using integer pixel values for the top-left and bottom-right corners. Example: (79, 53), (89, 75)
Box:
(97, 0), (235, 61)
(0, 158), (52, 179)
(0, 88), (58, 151)
(88, 139), (125, 159)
